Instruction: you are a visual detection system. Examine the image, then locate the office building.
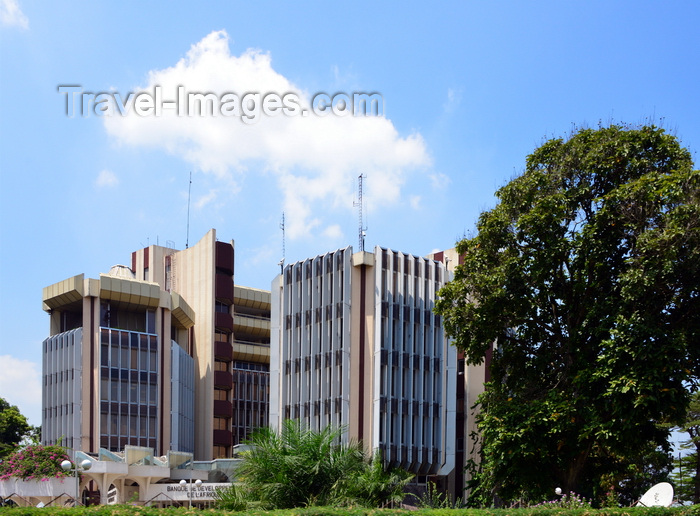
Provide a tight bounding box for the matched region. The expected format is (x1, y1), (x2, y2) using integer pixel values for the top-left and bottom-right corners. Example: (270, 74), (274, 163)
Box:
(42, 229), (271, 460)
(270, 245), (457, 477)
(426, 248), (488, 500)
(42, 265), (196, 456)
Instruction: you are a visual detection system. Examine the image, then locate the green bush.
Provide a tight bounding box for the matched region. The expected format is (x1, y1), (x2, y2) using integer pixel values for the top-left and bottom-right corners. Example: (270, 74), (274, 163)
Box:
(0, 505), (699, 515)
(235, 421), (412, 509)
(212, 483), (248, 511)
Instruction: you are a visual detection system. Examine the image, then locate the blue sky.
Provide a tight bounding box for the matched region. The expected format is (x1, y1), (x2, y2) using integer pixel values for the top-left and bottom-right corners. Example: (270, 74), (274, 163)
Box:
(1, 1), (698, 428)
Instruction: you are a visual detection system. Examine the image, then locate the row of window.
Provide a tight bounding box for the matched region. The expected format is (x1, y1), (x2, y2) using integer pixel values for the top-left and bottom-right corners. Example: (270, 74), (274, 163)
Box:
(100, 303), (156, 334)
(44, 404), (74, 418)
(45, 369), (75, 385)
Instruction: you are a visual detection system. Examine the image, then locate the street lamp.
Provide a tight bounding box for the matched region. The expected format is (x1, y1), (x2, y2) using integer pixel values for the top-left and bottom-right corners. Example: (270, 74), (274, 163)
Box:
(60, 459), (92, 506)
(179, 477), (202, 508)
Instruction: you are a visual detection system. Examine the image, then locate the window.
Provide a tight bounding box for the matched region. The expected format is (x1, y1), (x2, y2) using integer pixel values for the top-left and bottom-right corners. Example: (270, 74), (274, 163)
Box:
(215, 301), (230, 314)
(215, 331), (230, 343)
(146, 311), (155, 334)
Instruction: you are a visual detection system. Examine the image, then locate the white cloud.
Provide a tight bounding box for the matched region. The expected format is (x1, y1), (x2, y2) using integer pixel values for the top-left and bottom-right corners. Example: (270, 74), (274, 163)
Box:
(0, 355), (42, 425)
(409, 195), (421, 210)
(194, 188), (218, 209)
(322, 224), (343, 240)
(429, 171), (451, 190)
(0, 0), (28, 29)
(443, 87), (462, 114)
(104, 30), (430, 240)
(96, 169), (119, 188)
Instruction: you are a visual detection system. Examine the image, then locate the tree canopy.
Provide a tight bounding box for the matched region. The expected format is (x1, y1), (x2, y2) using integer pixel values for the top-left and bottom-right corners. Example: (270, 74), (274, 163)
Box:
(0, 397), (32, 459)
(436, 124), (700, 506)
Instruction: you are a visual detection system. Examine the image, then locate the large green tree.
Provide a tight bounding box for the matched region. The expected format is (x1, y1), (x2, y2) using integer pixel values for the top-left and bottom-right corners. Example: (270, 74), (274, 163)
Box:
(0, 397), (32, 459)
(436, 125), (700, 506)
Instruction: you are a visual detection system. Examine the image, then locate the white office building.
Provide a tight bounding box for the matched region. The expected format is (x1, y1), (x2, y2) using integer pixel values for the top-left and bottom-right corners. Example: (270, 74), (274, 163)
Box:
(270, 246), (456, 477)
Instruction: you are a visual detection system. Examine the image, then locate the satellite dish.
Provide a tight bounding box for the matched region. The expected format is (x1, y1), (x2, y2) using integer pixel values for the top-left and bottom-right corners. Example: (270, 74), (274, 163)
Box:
(637, 482), (674, 507)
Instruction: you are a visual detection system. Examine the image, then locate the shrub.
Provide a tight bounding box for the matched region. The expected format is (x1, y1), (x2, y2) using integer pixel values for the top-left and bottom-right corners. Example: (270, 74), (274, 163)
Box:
(0, 444), (71, 481)
(212, 483), (248, 511)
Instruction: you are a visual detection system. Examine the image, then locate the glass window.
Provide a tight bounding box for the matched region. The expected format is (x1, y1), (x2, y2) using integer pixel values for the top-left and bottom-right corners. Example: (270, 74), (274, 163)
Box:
(101, 379), (109, 400)
(111, 346), (119, 368)
(120, 381), (128, 403)
(111, 381), (118, 401)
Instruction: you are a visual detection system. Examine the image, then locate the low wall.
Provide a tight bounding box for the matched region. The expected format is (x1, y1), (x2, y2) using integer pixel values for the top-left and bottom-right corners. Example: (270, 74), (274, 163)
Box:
(0, 477), (77, 506)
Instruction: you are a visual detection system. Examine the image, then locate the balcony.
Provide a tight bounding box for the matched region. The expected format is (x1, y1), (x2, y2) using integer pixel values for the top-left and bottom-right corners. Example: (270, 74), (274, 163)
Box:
(232, 340), (270, 363)
(214, 340), (232, 361)
(233, 314), (270, 338)
(214, 370), (232, 389)
(213, 400), (233, 418)
(215, 311), (233, 331)
(215, 242), (234, 275)
(215, 272), (234, 303)
(213, 429), (232, 447)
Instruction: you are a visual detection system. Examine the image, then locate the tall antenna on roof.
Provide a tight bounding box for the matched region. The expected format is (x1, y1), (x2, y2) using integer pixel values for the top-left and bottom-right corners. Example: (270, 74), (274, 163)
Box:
(353, 174), (367, 251)
(186, 171), (192, 249)
(279, 212), (285, 274)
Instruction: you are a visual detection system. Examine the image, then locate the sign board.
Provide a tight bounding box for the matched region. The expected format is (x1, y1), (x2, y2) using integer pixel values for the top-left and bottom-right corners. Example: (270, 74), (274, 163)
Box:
(145, 482), (231, 502)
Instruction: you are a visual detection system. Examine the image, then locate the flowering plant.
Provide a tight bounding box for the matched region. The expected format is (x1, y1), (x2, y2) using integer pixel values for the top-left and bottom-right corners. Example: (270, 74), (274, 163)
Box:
(0, 444), (71, 481)
(532, 491), (593, 509)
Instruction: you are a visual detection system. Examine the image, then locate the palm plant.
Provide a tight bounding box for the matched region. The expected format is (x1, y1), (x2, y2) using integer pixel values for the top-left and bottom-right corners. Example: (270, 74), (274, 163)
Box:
(341, 451), (413, 507)
(212, 483), (248, 511)
(237, 420), (366, 509)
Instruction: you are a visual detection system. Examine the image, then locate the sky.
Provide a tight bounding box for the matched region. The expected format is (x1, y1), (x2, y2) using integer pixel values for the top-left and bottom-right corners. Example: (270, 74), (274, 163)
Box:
(0, 1), (698, 430)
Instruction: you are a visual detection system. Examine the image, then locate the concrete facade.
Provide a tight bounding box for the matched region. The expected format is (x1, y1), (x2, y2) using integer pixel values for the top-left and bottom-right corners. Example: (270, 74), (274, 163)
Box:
(42, 229), (271, 461)
(42, 270), (196, 457)
(270, 246), (457, 477)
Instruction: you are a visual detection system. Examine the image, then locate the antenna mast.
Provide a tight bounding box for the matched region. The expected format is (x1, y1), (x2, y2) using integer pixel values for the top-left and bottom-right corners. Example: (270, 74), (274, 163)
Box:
(353, 174), (367, 252)
(186, 171), (192, 249)
(279, 212), (285, 274)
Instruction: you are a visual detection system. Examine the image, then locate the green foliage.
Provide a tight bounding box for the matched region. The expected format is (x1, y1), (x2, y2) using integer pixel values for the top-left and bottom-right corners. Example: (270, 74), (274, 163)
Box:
(414, 481), (465, 509)
(237, 420), (366, 508)
(212, 482), (249, 511)
(0, 443), (71, 480)
(670, 391), (700, 504)
(435, 124), (700, 506)
(0, 397), (32, 459)
(341, 451), (414, 508)
(530, 491), (593, 509)
(0, 504), (699, 516)
(235, 420), (412, 509)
